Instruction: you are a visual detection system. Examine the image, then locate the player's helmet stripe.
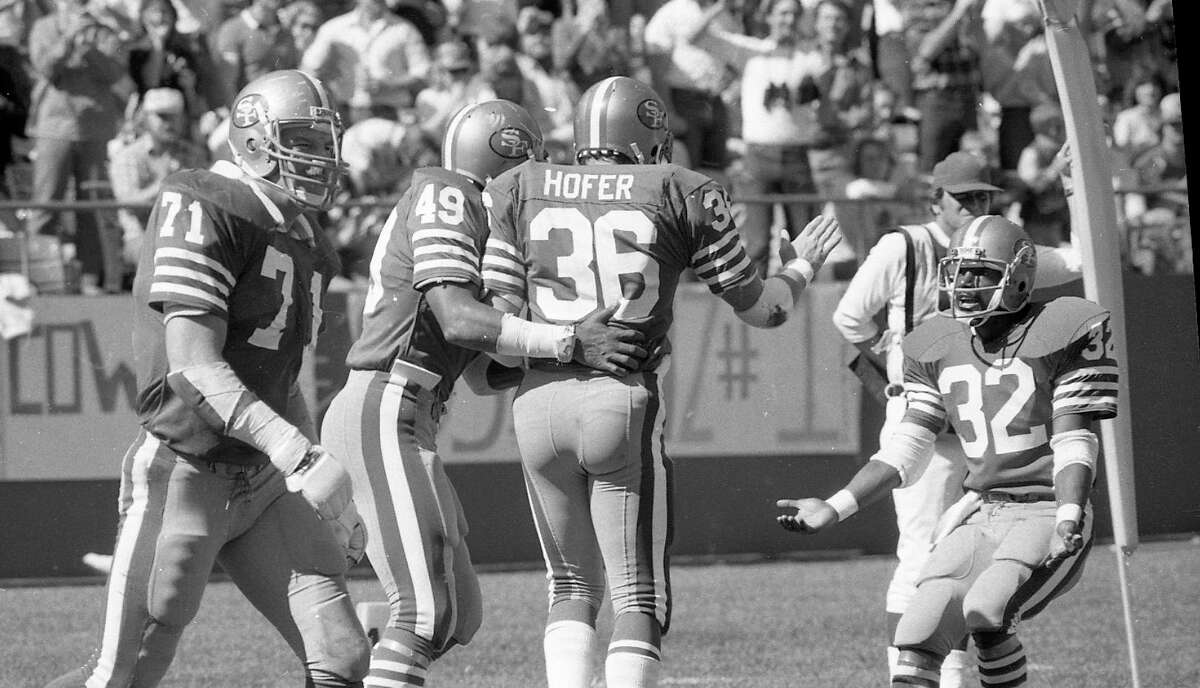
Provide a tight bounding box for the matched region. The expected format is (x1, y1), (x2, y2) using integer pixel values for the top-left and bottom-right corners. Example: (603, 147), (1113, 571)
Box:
(961, 215), (990, 248)
(442, 105), (473, 174)
(588, 77), (619, 149)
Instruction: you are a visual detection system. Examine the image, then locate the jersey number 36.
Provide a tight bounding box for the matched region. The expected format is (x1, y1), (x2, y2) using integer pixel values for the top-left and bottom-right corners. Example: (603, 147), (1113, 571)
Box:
(530, 207), (660, 321)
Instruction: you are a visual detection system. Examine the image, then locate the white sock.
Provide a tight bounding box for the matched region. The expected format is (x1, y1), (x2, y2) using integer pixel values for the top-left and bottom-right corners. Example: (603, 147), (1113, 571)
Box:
(940, 648), (972, 688)
(605, 640), (662, 688)
(887, 645), (901, 679)
(543, 620), (596, 688)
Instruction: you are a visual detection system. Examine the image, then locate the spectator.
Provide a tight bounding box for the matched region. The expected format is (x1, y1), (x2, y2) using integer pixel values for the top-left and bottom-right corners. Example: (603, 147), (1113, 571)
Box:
(328, 112), (437, 282)
(838, 136), (926, 258)
(514, 5), (577, 161)
(555, 0), (633, 93)
(1016, 103), (1070, 246)
(477, 46), (546, 117)
(301, 0), (432, 124)
(107, 87), (206, 276)
(1129, 91), (1187, 218)
(278, 0), (323, 56)
(689, 0), (866, 275)
(213, 0), (299, 99)
(1112, 75), (1163, 157)
(894, 0), (988, 172)
(0, 0), (40, 200)
(981, 0), (1056, 173)
(415, 39), (487, 139)
(645, 0), (737, 171)
(25, 0), (133, 294)
(129, 0), (226, 123)
(808, 0), (873, 196)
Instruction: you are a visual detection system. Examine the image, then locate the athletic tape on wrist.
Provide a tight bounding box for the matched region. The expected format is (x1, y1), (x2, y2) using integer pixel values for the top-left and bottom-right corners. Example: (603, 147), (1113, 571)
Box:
(497, 313), (575, 362)
(168, 362), (310, 471)
(1056, 503), (1083, 524)
(826, 489), (859, 522)
(782, 258), (816, 284)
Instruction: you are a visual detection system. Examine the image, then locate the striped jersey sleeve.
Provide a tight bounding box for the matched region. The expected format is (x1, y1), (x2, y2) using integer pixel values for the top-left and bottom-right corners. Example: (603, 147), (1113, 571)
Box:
(409, 179), (486, 290)
(1052, 313), (1119, 419)
(901, 358), (949, 434)
(682, 179), (756, 293)
(145, 188), (241, 315)
(481, 177), (526, 301)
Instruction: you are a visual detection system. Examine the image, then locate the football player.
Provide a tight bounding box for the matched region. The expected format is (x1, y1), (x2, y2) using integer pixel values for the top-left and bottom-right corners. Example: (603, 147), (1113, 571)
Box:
(319, 99), (646, 688)
(46, 70), (371, 688)
(831, 151), (1084, 687)
(779, 215), (1119, 688)
(480, 76), (842, 688)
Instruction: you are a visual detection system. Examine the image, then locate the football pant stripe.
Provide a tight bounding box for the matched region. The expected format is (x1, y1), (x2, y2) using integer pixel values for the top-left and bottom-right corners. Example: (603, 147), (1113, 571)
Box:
(377, 375), (442, 642)
(642, 371), (672, 632)
(1003, 504), (1094, 624)
(89, 433), (172, 688)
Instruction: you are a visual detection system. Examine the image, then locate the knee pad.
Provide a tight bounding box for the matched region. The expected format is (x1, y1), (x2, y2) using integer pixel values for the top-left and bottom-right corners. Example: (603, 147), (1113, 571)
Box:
(962, 559), (1028, 631)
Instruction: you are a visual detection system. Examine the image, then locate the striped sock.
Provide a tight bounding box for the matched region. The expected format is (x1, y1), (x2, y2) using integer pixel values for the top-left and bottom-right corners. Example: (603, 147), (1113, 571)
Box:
(365, 628), (431, 687)
(974, 631), (1027, 687)
(543, 620), (597, 688)
(891, 648), (942, 687)
(605, 639), (662, 688)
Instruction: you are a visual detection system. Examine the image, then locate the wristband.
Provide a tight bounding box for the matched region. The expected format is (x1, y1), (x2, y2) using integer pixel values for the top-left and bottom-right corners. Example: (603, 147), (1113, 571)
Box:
(782, 258), (816, 284)
(1056, 503), (1083, 524)
(825, 489), (859, 522)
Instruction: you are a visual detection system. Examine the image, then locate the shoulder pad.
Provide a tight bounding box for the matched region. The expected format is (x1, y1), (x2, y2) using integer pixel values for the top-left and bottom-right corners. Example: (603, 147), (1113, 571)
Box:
(903, 315), (968, 362)
(162, 168), (275, 227)
(668, 164), (717, 197)
(1021, 297), (1110, 354)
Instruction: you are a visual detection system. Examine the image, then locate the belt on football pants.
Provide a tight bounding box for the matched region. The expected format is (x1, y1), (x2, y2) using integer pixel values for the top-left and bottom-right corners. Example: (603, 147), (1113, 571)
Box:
(389, 359), (442, 390)
(974, 490), (1056, 504)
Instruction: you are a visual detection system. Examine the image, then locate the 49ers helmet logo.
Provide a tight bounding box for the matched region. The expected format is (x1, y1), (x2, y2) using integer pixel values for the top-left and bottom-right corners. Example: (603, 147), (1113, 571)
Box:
(233, 94), (266, 128)
(636, 99), (667, 130)
(489, 126), (536, 159)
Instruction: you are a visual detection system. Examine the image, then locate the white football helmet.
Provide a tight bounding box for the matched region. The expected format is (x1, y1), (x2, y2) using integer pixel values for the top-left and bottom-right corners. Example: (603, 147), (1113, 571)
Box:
(227, 70), (346, 210)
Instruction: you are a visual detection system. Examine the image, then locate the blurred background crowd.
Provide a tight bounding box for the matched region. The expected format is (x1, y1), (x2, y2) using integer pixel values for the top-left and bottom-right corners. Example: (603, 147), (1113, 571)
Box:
(0, 0), (1188, 296)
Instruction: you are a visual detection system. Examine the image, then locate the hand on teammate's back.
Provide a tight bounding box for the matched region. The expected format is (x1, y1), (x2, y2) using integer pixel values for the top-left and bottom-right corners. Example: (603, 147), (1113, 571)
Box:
(789, 215), (843, 274)
(573, 304), (648, 376)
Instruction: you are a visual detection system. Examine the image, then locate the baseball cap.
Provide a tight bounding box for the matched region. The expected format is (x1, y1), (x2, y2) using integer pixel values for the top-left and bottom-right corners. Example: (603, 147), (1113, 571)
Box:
(931, 151), (1001, 194)
(141, 87), (185, 115)
(1160, 92), (1182, 124)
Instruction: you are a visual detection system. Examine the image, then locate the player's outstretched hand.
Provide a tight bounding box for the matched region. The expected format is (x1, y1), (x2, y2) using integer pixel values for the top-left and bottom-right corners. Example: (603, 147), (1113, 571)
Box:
(574, 304), (647, 376)
(285, 445), (354, 521)
(329, 500), (368, 567)
(775, 497), (838, 534)
(1040, 519), (1084, 569)
(789, 215), (842, 274)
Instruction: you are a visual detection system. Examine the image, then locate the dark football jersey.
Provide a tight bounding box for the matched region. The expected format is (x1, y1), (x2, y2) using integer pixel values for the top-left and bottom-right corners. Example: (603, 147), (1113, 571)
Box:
(481, 161), (757, 356)
(900, 297), (1119, 491)
(131, 163), (339, 464)
(344, 167), (488, 403)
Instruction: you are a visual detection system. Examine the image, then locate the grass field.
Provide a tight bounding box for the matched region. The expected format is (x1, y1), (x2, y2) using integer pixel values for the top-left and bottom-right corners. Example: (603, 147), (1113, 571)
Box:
(6, 539), (1197, 688)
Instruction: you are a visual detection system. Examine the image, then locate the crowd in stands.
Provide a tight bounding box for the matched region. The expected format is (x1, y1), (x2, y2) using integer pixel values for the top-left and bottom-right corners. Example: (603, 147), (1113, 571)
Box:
(0, 0), (1188, 295)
